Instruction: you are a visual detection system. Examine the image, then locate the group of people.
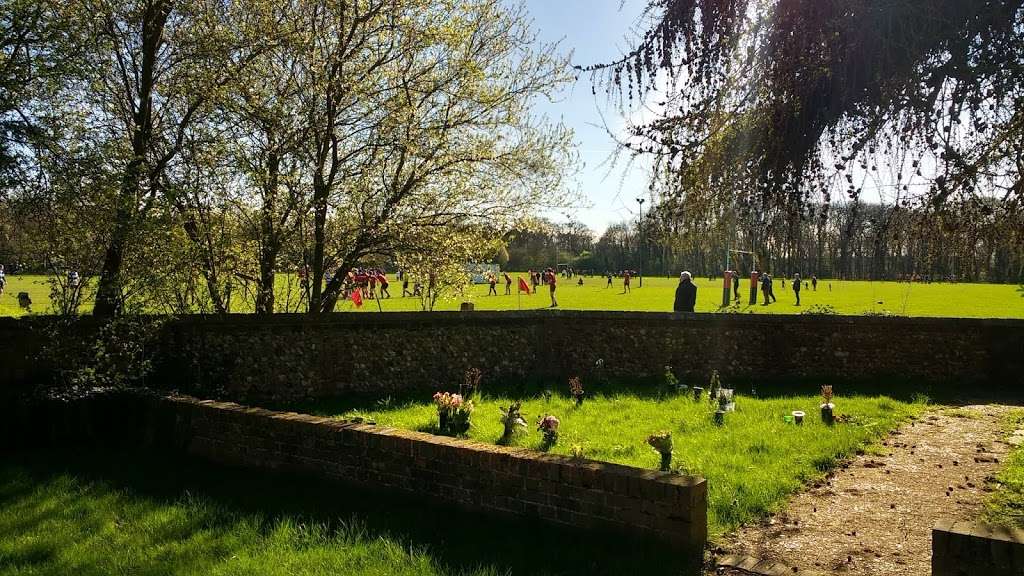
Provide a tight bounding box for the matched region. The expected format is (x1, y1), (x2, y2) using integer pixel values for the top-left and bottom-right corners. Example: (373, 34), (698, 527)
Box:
(721, 269), (819, 306)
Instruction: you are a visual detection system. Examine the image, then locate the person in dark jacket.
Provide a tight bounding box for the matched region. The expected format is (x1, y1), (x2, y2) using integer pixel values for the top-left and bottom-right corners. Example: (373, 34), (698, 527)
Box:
(792, 272), (802, 306)
(674, 271), (697, 312)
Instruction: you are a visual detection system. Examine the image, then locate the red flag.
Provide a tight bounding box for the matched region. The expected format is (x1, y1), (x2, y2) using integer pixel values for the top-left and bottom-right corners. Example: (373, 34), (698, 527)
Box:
(351, 289), (363, 308)
(517, 277), (530, 294)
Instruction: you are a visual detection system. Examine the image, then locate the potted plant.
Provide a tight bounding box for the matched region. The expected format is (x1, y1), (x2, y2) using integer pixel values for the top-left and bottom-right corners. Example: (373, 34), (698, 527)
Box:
(498, 401), (527, 445)
(647, 431), (674, 471)
(719, 388), (735, 412)
(820, 385), (835, 425)
(662, 365), (680, 398)
(461, 367), (482, 398)
(708, 369), (722, 401)
(569, 376), (585, 407)
(537, 414), (560, 449)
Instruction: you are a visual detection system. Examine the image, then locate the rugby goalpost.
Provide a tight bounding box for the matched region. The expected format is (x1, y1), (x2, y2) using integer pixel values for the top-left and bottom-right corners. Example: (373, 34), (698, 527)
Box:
(722, 248), (760, 307)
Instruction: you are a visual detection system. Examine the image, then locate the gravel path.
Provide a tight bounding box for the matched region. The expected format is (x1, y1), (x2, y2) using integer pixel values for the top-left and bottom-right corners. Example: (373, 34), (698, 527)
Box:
(713, 404), (1018, 576)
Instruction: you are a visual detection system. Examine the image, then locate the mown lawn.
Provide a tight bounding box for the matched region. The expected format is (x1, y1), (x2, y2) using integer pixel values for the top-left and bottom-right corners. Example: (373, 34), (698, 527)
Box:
(303, 390), (927, 539)
(983, 410), (1024, 528)
(0, 451), (686, 576)
(1, 273), (1022, 318)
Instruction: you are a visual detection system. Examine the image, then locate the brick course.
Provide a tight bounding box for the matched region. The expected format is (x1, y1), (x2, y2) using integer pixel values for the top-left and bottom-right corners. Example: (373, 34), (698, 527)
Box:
(933, 520), (1024, 576)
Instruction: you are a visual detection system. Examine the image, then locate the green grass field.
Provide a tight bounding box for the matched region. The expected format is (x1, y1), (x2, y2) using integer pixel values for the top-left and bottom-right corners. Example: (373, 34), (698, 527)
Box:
(0, 451), (686, 576)
(983, 410), (1024, 528)
(2, 273), (1022, 318)
(300, 389), (926, 539)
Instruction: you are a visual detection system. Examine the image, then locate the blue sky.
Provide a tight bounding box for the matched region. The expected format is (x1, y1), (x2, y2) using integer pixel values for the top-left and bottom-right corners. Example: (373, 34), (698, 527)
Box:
(523, 0), (653, 235)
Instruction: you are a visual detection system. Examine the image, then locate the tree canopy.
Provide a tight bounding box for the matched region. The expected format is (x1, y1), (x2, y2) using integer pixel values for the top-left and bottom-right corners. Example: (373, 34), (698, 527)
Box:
(583, 0), (1024, 225)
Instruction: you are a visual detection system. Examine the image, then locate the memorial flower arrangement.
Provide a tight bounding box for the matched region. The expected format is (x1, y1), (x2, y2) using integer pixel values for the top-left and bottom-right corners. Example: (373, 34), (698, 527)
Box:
(647, 431), (674, 471)
(498, 401), (527, 445)
(820, 385), (835, 425)
(537, 414), (560, 448)
(569, 376), (585, 406)
(433, 392), (474, 436)
(461, 367), (482, 398)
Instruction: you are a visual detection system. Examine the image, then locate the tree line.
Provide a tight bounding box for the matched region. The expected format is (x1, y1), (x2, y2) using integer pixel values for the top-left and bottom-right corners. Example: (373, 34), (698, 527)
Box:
(0, 0), (574, 314)
(506, 197), (1024, 283)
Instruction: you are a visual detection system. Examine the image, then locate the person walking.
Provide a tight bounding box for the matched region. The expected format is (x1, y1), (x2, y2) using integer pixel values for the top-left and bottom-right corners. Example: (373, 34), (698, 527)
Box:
(767, 273), (777, 303)
(546, 267), (558, 307)
(760, 272), (772, 305)
(792, 272), (802, 306)
(378, 271), (391, 298)
(487, 272), (498, 296)
(673, 271), (697, 312)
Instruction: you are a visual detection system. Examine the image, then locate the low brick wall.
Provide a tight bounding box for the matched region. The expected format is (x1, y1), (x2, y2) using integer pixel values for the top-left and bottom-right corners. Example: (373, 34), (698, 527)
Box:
(932, 520), (1024, 575)
(170, 395), (707, 552)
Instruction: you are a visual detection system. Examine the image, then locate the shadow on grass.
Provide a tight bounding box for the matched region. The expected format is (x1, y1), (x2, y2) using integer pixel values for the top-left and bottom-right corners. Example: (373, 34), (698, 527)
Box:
(1, 449), (695, 576)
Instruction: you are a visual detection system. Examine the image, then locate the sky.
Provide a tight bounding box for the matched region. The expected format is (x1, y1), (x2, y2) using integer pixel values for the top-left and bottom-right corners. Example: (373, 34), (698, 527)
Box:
(522, 0), (654, 236)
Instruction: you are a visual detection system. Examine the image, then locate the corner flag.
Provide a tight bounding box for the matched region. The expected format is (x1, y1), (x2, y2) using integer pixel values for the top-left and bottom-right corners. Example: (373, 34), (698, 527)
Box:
(351, 289), (363, 308)
(517, 277), (531, 294)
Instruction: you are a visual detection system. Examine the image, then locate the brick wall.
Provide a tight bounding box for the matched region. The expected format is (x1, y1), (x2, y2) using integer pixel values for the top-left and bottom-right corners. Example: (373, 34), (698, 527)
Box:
(3, 392), (708, 560)
(170, 395), (707, 553)
(2, 311), (1022, 403)
(932, 520), (1024, 575)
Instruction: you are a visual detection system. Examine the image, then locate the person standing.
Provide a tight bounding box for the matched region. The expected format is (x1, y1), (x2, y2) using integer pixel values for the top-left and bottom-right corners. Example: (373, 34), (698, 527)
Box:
(378, 271), (391, 298)
(487, 273), (498, 296)
(402, 276), (412, 297)
(503, 272), (512, 295)
(606, 272), (613, 288)
(673, 271), (697, 312)
(623, 270), (631, 293)
(767, 273), (777, 303)
(811, 275), (818, 291)
(0, 264), (5, 296)
(760, 272), (772, 305)
(792, 272), (802, 306)
(732, 270), (740, 301)
(546, 267), (558, 307)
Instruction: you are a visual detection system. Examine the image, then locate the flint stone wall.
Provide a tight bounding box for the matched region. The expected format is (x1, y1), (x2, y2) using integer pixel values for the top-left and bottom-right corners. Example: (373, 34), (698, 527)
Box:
(1, 312), (1021, 402)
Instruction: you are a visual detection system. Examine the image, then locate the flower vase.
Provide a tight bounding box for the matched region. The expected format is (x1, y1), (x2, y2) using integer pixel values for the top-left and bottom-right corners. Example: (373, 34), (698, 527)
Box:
(820, 403), (834, 426)
(658, 452), (672, 472)
(713, 409), (725, 426)
(575, 392), (585, 407)
(692, 386), (704, 401)
(439, 411), (450, 434)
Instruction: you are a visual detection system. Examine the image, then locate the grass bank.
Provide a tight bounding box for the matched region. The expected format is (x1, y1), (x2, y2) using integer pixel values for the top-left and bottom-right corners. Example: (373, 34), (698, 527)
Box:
(302, 390), (927, 539)
(0, 450), (688, 576)
(982, 410), (1024, 528)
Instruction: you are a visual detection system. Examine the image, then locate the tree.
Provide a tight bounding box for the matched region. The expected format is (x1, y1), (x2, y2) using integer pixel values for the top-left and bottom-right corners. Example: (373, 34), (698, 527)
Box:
(310, 0), (575, 313)
(584, 0), (1024, 250)
(56, 0), (268, 315)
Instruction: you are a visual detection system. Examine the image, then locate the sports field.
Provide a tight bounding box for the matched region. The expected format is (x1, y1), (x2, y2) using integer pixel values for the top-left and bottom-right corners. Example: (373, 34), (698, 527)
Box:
(1, 273), (1022, 318)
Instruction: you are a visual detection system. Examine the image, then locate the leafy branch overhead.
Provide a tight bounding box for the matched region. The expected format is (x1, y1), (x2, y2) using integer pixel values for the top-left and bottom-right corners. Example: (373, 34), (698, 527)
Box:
(583, 0), (1024, 222)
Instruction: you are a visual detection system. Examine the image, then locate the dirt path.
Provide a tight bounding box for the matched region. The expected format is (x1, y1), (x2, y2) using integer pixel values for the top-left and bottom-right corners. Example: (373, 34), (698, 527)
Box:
(714, 404), (1017, 576)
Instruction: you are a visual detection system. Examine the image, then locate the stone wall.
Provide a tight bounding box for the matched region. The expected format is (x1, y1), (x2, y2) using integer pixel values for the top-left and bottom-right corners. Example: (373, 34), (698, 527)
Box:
(932, 520), (1024, 575)
(2, 311), (1022, 403)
